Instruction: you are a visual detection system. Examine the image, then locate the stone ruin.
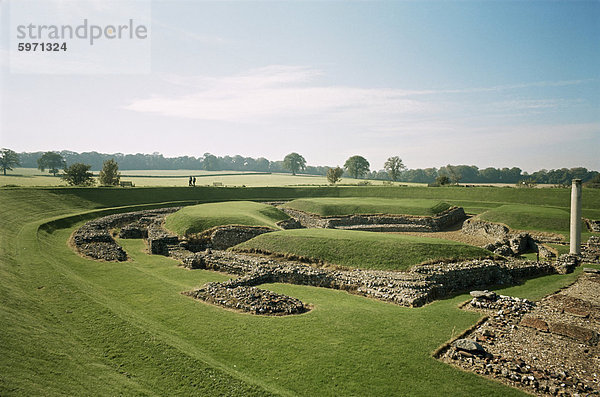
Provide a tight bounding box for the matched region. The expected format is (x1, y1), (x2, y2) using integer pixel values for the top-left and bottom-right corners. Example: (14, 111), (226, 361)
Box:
(280, 205), (467, 232)
(438, 268), (600, 396)
(71, 204), (597, 316)
(180, 249), (562, 312)
(461, 216), (600, 266)
(71, 207), (181, 261)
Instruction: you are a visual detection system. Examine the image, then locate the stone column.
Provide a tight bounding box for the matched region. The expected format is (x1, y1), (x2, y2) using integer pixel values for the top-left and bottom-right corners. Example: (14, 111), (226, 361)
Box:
(569, 179), (582, 255)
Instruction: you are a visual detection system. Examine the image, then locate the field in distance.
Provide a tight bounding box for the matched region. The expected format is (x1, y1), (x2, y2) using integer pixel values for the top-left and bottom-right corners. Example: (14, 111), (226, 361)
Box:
(0, 168), (420, 187)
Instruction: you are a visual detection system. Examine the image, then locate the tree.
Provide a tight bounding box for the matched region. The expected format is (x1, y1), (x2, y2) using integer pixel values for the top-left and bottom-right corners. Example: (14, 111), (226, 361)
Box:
(326, 166), (344, 184)
(442, 164), (462, 184)
(283, 152), (306, 175)
(37, 151), (66, 176)
(384, 156), (406, 181)
(202, 153), (220, 171)
(436, 175), (451, 186)
(585, 174), (600, 189)
(0, 148), (20, 176)
(61, 163), (95, 186)
(344, 155), (370, 179)
(98, 159), (121, 186)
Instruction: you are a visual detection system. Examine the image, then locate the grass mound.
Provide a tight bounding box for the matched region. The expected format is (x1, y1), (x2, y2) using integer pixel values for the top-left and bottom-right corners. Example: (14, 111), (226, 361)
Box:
(478, 204), (577, 234)
(283, 197), (452, 217)
(164, 201), (289, 236)
(234, 228), (491, 271)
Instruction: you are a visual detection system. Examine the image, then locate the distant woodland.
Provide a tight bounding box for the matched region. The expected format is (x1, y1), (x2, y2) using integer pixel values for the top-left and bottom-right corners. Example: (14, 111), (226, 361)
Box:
(17, 151), (598, 185)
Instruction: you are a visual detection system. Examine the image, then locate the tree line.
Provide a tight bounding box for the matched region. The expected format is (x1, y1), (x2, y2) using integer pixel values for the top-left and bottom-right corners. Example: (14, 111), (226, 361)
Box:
(16, 150), (330, 175)
(2, 148), (598, 186)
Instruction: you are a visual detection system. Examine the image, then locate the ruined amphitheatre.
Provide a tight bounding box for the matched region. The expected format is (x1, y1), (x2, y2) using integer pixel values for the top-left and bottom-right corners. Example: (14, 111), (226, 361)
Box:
(0, 180), (582, 396)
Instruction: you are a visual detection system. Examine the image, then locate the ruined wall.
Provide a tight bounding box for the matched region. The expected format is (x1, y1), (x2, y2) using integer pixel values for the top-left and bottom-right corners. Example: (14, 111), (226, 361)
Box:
(280, 206), (467, 232)
(182, 250), (558, 310)
(462, 218), (509, 238)
(585, 218), (600, 233)
(72, 207), (180, 261)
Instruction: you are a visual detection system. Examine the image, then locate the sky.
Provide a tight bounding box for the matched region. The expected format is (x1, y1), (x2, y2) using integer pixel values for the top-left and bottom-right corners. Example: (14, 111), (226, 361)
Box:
(0, 0), (599, 172)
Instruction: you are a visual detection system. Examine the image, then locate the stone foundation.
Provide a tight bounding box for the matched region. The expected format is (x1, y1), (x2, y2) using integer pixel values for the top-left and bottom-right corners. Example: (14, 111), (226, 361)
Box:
(280, 206), (467, 232)
(585, 218), (600, 233)
(462, 218), (509, 239)
(182, 250), (557, 312)
(183, 225), (276, 252)
(184, 280), (309, 315)
(71, 207), (180, 261)
(438, 272), (600, 396)
(483, 233), (536, 257)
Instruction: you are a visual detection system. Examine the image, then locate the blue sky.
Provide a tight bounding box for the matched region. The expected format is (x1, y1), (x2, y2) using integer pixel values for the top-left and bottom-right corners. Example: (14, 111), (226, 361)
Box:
(1, 0), (598, 171)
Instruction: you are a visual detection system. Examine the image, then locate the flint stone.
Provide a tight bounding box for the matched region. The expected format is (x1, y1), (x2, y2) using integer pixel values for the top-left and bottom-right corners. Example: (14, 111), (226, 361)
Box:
(520, 315), (549, 332)
(470, 290), (498, 300)
(453, 339), (486, 354)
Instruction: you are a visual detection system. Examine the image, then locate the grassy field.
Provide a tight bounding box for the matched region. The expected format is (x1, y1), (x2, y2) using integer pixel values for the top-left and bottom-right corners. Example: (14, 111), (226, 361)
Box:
(1, 186), (595, 396)
(164, 201), (289, 236)
(234, 229), (492, 270)
(283, 197), (451, 216)
(0, 168), (408, 188)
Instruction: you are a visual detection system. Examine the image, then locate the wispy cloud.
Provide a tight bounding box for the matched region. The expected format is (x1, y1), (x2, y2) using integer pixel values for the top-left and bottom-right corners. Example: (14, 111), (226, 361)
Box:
(125, 67), (594, 124)
(124, 65), (434, 124)
(123, 65), (598, 170)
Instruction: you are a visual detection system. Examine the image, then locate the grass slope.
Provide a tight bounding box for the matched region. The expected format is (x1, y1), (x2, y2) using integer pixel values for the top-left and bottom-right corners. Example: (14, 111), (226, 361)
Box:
(2, 184), (599, 212)
(234, 229), (491, 270)
(284, 197), (452, 216)
(164, 201), (289, 236)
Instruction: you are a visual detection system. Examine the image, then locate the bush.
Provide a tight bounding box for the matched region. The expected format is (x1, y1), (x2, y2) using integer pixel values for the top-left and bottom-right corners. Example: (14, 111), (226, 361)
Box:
(585, 174), (600, 189)
(436, 175), (451, 186)
(98, 159), (121, 186)
(326, 167), (343, 184)
(61, 163), (95, 186)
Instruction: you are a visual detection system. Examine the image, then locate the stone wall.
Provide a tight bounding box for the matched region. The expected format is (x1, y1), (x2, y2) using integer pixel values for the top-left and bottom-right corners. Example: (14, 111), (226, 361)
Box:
(585, 218), (600, 233)
(483, 233), (536, 257)
(181, 250), (558, 311)
(147, 223), (180, 255)
(462, 218), (509, 238)
(184, 225), (275, 252)
(184, 281), (309, 315)
(72, 207), (180, 261)
(280, 206), (467, 232)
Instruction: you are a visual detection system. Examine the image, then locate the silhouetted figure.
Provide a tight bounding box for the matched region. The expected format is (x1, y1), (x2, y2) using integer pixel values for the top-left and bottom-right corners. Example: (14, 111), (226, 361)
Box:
(189, 176), (192, 186)
(193, 177), (196, 187)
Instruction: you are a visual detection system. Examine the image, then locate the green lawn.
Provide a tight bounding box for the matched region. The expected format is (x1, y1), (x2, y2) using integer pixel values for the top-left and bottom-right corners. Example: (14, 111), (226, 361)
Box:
(283, 197), (452, 216)
(234, 228), (491, 271)
(164, 201), (290, 236)
(0, 186), (596, 396)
